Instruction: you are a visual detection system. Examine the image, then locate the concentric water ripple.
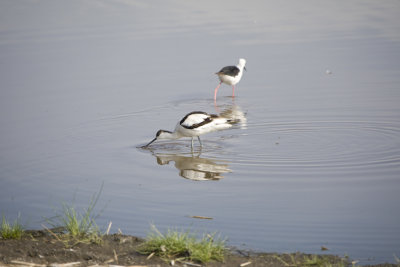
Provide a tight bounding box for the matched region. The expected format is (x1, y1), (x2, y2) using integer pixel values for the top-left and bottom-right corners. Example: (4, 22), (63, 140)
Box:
(219, 119), (400, 171)
(122, 100), (400, 173)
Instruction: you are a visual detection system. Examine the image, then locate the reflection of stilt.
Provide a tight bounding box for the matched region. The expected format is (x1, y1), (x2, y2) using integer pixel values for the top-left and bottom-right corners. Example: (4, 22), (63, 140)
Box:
(214, 102), (247, 130)
(214, 90), (237, 113)
(214, 99), (220, 114)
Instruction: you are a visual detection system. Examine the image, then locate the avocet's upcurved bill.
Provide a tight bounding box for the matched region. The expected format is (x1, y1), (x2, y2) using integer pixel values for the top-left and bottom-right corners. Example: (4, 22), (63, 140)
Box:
(214, 58), (246, 100)
(142, 111), (233, 149)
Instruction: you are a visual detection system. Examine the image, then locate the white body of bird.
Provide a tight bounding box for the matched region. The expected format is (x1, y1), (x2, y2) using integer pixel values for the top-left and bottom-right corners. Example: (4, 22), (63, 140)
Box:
(216, 58), (246, 86)
(214, 58), (246, 100)
(143, 111), (233, 148)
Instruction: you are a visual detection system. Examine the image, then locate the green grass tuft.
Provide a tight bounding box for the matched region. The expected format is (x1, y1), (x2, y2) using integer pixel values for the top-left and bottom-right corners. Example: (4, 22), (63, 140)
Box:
(56, 202), (102, 243)
(137, 224), (226, 264)
(1, 215), (24, 240)
(45, 184), (104, 245)
(273, 253), (347, 267)
(188, 234), (226, 263)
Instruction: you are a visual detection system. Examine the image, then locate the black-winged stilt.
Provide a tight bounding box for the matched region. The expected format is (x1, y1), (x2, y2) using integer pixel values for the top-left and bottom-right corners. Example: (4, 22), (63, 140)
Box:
(142, 111), (233, 149)
(214, 58), (246, 100)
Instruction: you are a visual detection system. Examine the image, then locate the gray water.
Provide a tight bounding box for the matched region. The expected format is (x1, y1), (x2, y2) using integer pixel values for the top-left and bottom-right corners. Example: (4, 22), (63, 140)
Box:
(1, 1), (400, 264)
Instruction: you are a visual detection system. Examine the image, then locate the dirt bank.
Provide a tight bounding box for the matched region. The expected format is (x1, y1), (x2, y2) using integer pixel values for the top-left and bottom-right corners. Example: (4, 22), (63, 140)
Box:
(0, 229), (396, 267)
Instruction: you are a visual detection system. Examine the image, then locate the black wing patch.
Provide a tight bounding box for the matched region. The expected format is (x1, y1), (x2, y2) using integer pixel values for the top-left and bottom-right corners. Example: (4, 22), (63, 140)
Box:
(180, 111), (216, 130)
(217, 66), (240, 77)
(181, 117), (212, 129)
(180, 111), (207, 125)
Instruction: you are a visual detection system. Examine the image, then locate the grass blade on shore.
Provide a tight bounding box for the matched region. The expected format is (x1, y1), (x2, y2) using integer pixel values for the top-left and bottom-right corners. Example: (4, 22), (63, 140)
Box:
(137, 224), (226, 264)
(0, 214), (24, 239)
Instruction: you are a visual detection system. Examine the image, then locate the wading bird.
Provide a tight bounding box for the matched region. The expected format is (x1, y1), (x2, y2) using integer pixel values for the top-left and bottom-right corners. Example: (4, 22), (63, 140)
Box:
(142, 111), (233, 149)
(214, 58), (246, 100)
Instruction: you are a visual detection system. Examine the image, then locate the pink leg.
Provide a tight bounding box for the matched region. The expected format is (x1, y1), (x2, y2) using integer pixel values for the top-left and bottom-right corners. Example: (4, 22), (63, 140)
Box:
(214, 82), (221, 100)
(232, 85), (235, 97)
(214, 100), (220, 113)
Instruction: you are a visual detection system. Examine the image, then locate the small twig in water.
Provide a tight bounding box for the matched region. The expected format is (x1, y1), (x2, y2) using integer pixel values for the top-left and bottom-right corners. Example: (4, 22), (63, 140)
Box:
(190, 215), (213, 220)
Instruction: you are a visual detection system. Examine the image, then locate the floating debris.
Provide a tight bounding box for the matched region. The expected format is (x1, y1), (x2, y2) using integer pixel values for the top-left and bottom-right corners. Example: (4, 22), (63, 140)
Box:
(189, 215), (213, 220)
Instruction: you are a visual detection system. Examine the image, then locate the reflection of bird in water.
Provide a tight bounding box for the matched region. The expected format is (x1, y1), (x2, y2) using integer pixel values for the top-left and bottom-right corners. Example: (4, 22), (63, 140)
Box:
(218, 105), (247, 130)
(154, 152), (231, 181)
(142, 111), (233, 149)
(214, 58), (247, 100)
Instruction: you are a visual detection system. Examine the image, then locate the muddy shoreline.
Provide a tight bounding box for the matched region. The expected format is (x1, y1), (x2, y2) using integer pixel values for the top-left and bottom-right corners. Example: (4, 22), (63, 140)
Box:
(0, 229), (397, 267)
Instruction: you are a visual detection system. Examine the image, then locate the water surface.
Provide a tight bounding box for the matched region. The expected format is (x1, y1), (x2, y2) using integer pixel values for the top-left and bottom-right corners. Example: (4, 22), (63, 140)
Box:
(1, 1), (400, 264)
